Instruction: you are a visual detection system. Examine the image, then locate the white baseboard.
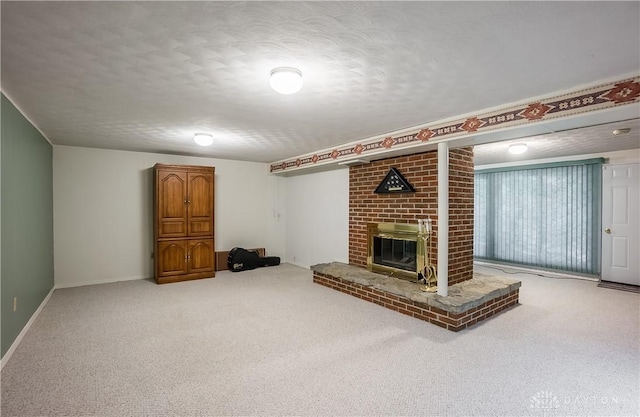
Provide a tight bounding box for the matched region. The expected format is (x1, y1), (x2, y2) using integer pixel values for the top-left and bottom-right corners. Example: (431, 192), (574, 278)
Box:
(54, 274), (151, 289)
(286, 260), (309, 269)
(1, 286), (55, 371)
(474, 260), (599, 281)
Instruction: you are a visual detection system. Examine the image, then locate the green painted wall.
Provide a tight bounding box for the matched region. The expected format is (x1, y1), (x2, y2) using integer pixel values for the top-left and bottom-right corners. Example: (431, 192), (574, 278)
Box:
(1, 94), (54, 358)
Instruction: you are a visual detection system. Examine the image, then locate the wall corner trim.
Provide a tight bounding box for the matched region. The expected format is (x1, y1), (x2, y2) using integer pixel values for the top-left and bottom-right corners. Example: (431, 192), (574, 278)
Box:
(1, 90), (54, 146)
(0, 287), (55, 371)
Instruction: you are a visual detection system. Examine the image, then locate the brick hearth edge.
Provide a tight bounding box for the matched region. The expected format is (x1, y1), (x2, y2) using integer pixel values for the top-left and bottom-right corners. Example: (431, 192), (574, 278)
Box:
(311, 262), (521, 332)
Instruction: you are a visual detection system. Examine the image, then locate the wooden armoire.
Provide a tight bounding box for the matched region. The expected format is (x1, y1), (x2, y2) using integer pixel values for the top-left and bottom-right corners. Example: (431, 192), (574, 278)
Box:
(154, 164), (215, 283)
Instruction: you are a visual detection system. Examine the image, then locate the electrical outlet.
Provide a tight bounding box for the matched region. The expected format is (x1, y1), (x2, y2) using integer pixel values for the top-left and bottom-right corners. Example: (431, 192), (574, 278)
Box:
(13, 297), (17, 312)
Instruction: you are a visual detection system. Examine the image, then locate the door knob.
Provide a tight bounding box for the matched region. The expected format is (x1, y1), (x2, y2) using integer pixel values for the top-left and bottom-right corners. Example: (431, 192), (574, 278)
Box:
(604, 228), (611, 234)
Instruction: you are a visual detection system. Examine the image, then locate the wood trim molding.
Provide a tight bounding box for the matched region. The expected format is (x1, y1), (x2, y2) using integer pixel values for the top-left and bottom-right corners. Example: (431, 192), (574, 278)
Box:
(270, 75), (640, 174)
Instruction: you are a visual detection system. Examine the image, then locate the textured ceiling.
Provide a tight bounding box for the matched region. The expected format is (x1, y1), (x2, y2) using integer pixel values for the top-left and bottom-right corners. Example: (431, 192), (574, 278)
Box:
(474, 119), (640, 166)
(1, 1), (639, 164)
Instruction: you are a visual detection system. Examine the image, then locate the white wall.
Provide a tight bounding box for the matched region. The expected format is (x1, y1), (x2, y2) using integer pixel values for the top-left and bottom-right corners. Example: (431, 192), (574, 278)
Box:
(603, 149), (640, 164)
(53, 146), (285, 287)
(54, 144), (635, 287)
(284, 168), (349, 268)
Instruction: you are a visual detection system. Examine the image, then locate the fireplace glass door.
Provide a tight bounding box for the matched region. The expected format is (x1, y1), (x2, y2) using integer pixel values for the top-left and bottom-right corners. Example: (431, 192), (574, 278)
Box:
(372, 236), (417, 273)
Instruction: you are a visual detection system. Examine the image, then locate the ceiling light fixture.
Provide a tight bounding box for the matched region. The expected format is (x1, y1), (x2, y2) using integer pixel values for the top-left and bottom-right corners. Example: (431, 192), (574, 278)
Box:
(612, 128), (631, 135)
(270, 67), (303, 95)
(193, 133), (213, 147)
(508, 143), (528, 155)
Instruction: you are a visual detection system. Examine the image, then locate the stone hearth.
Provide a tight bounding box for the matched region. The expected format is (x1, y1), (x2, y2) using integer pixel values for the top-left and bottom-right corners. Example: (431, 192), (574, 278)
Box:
(311, 262), (521, 331)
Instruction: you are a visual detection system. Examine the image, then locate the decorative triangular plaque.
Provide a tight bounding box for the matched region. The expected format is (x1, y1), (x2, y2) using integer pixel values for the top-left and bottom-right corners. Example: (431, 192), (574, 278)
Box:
(374, 167), (415, 194)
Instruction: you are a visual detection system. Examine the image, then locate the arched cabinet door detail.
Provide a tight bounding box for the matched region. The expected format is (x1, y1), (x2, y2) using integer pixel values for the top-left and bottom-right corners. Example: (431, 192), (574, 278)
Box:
(154, 164), (215, 284)
(157, 241), (188, 277)
(188, 239), (215, 273)
(157, 171), (187, 238)
(187, 172), (214, 236)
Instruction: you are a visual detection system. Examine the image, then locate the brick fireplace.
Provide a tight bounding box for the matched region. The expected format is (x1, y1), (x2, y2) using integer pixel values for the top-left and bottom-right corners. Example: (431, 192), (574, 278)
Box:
(349, 148), (474, 285)
(312, 147), (521, 331)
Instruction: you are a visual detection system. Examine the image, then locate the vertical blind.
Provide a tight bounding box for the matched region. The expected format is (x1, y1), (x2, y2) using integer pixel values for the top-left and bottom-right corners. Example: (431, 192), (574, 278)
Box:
(474, 159), (603, 275)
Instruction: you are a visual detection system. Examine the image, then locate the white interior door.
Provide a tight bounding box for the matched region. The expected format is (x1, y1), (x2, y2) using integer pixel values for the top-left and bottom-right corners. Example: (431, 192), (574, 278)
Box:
(601, 163), (640, 285)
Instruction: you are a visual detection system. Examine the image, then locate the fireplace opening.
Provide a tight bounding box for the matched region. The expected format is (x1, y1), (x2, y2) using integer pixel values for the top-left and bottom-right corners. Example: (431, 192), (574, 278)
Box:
(367, 222), (421, 281)
(372, 236), (417, 272)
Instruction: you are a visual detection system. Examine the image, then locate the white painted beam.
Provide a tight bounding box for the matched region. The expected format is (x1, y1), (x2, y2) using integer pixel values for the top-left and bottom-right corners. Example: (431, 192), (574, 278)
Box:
(437, 141), (449, 296)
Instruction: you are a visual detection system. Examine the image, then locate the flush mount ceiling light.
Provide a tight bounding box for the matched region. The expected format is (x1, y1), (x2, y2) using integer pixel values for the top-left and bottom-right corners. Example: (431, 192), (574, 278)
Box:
(612, 128), (631, 135)
(270, 67), (303, 95)
(508, 143), (528, 155)
(193, 133), (213, 147)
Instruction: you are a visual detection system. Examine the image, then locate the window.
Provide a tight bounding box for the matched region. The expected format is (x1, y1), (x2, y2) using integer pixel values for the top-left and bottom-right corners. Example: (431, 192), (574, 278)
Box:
(474, 159), (603, 276)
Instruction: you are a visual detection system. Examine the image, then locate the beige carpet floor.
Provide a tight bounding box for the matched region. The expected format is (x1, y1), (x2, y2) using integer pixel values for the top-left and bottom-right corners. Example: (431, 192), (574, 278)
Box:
(1, 263), (638, 417)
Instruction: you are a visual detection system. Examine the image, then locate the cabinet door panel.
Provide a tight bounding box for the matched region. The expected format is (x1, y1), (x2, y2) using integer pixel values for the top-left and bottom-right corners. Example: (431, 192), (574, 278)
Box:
(188, 239), (215, 273)
(187, 172), (214, 236)
(158, 241), (188, 276)
(158, 171), (187, 238)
